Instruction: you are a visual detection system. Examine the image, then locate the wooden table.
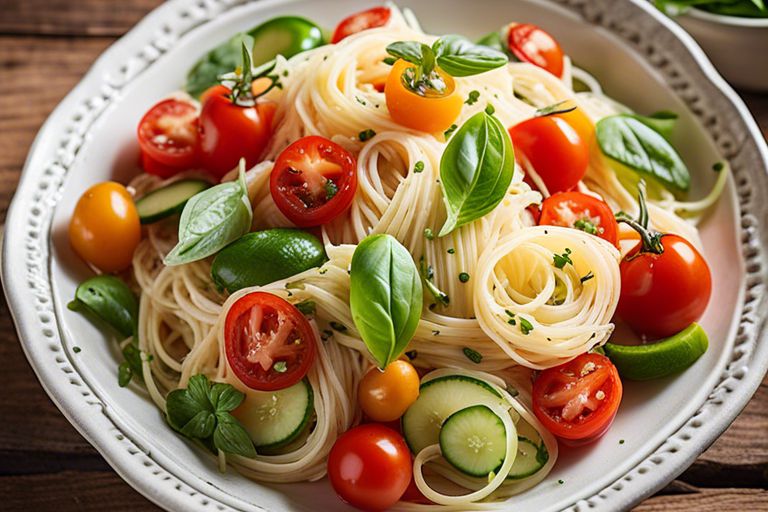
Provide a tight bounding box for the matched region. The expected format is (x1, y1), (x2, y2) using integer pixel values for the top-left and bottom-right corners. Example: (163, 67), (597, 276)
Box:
(0, 1), (766, 510)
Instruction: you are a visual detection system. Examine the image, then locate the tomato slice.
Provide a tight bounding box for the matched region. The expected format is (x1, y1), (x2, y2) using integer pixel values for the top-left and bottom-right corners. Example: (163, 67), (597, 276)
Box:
(507, 23), (565, 78)
(137, 99), (199, 170)
(539, 192), (619, 246)
(532, 353), (622, 445)
(331, 6), (391, 44)
(224, 292), (317, 391)
(270, 136), (357, 227)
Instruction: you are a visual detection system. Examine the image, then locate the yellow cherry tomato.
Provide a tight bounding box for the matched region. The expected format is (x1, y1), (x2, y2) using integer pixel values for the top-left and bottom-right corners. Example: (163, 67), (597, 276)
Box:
(69, 182), (141, 272)
(384, 59), (463, 134)
(358, 360), (420, 422)
(558, 101), (594, 147)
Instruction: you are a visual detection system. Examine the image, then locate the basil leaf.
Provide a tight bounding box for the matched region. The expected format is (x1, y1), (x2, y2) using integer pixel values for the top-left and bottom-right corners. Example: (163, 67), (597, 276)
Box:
(438, 110), (515, 236)
(186, 374), (213, 410)
(476, 31), (505, 53)
(630, 111), (678, 142)
(350, 234), (423, 369)
(433, 35), (508, 77)
(180, 410), (217, 439)
(118, 362), (132, 388)
(121, 343), (144, 386)
(167, 388), (211, 433)
(209, 383), (245, 413)
(596, 114), (690, 192)
(213, 412), (257, 458)
(186, 33), (254, 98)
(67, 275), (138, 338)
(386, 41), (424, 65)
(164, 164), (253, 266)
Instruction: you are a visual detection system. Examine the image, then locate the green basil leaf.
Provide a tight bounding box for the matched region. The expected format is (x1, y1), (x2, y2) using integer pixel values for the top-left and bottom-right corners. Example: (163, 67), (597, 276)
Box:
(67, 275), (138, 338)
(433, 35), (508, 77)
(386, 41), (424, 65)
(438, 110), (515, 236)
(476, 31), (505, 53)
(213, 412), (257, 457)
(179, 410), (217, 439)
(209, 383), (245, 413)
(630, 111), (678, 142)
(121, 343), (144, 385)
(164, 165), (252, 266)
(596, 114), (690, 192)
(185, 33), (254, 98)
(167, 388), (209, 433)
(117, 362), (132, 388)
(350, 234), (423, 369)
(186, 374), (213, 410)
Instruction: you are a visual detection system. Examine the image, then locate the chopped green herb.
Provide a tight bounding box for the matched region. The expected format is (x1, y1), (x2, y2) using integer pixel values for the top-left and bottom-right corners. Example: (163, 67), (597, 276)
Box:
(574, 218), (599, 235)
(444, 124), (458, 138)
(325, 179), (338, 200)
(424, 228), (435, 240)
(558, 479), (565, 485)
(419, 257), (449, 306)
(330, 321), (347, 332)
(485, 103), (495, 115)
(413, 161), (425, 173)
(713, 161), (724, 172)
(505, 310), (515, 318)
(519, 317), (534, 335)
(73, 346), (82, 353)
(447, 248), (455, 254)
(358, 129), (376, 141)
(553, 248), (573, 269)
(619, 439), (625, 445)
(355, 96), (367, 106)
(273, 361), (288, 373)
(458, 272), (470, 283)
(295, 300), (316, 316)
(405, 350), (418, 360)
(383, 56), (396, 65)
(465, 90), (480, 105)
(321, 329), (333, 341)
(580, 271), (595, 283)
(463, 347), (483, 364)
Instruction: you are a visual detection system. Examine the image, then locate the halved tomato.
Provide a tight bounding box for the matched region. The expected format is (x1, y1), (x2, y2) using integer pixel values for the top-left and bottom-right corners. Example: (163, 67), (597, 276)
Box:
(224, 292), (317, 391)
(137, 98), (199, 171)
(270, 136), (357, 227)
(532, 353), (622, 446)
(539, 191), (619, 246)
(331, 6), (391, 44)
(506, 23), (565, 78)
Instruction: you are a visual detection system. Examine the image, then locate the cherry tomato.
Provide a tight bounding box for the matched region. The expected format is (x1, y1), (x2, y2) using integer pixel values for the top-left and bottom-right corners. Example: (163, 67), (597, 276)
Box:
(198, 85), (274, 179)
(139, 150), (181, 179)
(509, 109), (590, 194)
(137, 99), (199, 171)
(400, 477), (432, 505)
(385, 59), (463, 134)
(618, 234), (712, 339)
(224, 292), (317, 391)
(539, 191), (619, 246)
(270, 135), (357, 227)
(331, 6), (391, 44)
(506, 23), (565, 78)
(68, 182), (141, 273)
(532, 353), (622, 445)
(358, 360), (419, 422)
(328, 424), (412, 511)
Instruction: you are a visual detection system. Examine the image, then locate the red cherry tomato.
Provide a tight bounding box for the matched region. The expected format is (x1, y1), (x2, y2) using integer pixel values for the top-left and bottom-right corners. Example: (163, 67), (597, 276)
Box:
(331, 7), (392, 44)
(270, 136), (357, 227)
(198, 85), (274, 179)
(506, 23), (565, 77)
(224, 292), (316, 391)
(618, 234), (711, 339)
(532, 353), (622, 446)
(509, 111), (590, 195)
(139, 150), (182, 179)
(539, 192), (619, 246)
(137, 98), (199, 171)
(328, 424), (412, 511)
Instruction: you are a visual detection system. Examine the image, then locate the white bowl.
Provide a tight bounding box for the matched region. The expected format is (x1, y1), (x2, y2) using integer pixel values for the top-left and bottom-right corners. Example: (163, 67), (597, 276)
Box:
(677, 8), (768, 91)
(3, 0), (768, 511)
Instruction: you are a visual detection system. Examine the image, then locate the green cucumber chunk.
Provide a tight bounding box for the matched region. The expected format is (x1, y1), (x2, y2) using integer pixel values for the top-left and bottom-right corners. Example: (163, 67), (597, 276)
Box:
(604, 322), (708, 380)
(439, 404), (507, 477)
(507, 436), (548, 480)
(211, 228), (327, 293)
(231, 378), (314, 449)
(135, 180), (209, 224)
(402, 374), (506, 455)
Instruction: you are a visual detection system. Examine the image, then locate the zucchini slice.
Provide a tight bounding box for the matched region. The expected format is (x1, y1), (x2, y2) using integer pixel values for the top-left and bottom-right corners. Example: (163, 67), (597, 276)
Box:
(507, 436), (548, 480)
(439, 405), (507, 477)
(135, 180), (209, 224)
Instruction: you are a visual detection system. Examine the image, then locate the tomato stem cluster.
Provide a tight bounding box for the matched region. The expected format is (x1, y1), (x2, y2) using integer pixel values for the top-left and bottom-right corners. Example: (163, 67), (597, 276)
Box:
(616, 180), (664, 255)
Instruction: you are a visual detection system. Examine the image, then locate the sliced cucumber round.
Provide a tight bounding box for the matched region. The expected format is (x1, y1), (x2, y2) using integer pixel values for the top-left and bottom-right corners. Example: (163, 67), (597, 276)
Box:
(402, 374), (506, 455)
(507, 436), (548, 480)
(135, 180), (209, 224)
(439, 405), (507, 477)
(231, 378), (314, 449)
(249, 16), (325, 65)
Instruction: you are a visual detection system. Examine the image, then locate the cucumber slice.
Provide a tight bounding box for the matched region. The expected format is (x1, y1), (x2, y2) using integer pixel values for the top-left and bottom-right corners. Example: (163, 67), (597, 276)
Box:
(211, 229), (327, 293)
(231, 379), (314, 449)
(439, 405), (507, 477)
(507, 436), (549, 480)
(135, 180), (209, 224)
(249, 16), (325, 67)
(402, 375), (506, 455)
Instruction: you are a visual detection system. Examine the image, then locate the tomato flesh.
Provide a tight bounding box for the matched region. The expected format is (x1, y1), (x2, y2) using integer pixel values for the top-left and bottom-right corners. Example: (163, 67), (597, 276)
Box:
(507, 23), (565, 78)
(328, 424), (412, 511)
(331, 7), (391, 44)
(618, 234), (712, 339)
(224, 292), (316, 391)
(270, 136), (357, 227)
(539, 191), (619, 246)
(137, 99), (199, 171)
(532, 353), (622, 445)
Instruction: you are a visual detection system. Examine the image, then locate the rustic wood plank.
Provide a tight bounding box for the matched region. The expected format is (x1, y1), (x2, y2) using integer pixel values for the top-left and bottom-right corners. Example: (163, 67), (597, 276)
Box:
(634, 487), (768, 511)
(0, 0), (163, 37)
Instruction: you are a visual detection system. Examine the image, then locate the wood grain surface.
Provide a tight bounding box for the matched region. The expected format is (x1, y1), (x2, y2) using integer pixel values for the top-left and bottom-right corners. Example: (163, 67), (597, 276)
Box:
(0, 1), (766, 510)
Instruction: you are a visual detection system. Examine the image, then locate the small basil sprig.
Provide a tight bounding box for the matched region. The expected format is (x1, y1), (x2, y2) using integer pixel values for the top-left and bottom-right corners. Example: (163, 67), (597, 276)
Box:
(438, 109), (515, 236)
(596, 114), (690, 192)
(630, 111), (678, 142)
(164, 161), (253, 266)
(166, 374), (256, 458)
(349, 234), (423, 369)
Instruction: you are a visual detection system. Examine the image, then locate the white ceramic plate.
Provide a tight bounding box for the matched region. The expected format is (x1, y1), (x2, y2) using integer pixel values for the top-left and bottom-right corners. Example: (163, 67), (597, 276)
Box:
(4, 0), (768, 511)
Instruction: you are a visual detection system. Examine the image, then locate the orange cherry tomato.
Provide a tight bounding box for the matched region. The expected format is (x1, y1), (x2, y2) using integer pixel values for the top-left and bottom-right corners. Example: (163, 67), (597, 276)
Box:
(385, 60), (463, 134)
(68, 182), (141, 273)
(358, 360), (420, 422)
